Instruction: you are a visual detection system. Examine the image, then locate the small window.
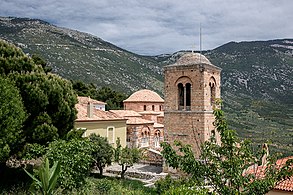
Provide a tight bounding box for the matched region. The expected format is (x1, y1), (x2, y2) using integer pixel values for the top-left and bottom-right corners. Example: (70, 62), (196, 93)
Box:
(178, 83), (184, 110)
(144, 105), (147, 111)
(107, 127), (115, 143)
(154, 131), (161, 148)
(152, 105), (155, 111)
(186, 83), (191, 108)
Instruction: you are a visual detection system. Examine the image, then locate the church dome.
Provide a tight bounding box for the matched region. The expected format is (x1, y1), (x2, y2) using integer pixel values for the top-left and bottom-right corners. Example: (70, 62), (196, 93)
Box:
(174, 52), (211, 66)
(124, 89), (164, 103)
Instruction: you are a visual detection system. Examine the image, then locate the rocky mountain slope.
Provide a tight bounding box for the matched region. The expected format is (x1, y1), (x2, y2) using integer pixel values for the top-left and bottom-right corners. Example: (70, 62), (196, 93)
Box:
(0, 17), (163, 93)
(1, 17), (292, 155)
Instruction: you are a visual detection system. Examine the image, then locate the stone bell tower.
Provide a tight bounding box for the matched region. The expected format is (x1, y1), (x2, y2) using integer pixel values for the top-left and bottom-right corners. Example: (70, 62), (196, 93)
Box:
(164, 52), (221, 157)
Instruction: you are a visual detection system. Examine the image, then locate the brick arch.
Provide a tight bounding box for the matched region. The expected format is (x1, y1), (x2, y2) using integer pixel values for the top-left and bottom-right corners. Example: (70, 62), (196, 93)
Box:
(176, 76), (192, 111)
(209, 76), (216, 87)
(175, 76), (193, 87)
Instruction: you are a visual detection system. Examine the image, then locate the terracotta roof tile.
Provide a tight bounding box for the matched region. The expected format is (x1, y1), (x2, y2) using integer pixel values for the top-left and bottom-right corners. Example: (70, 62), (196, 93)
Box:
(138, 111), (163, 115)
(109, 110), (155, 125)
(110, 110), (142, 117)
(274, 156), (293, 191)
(78, 96), (106, 105)
(75, 100), (123, 121)
(245, 156), (293, 192)
(123, 89), (164, 103)
(154, 123), (164, 128)
(126, 117), (154, 125)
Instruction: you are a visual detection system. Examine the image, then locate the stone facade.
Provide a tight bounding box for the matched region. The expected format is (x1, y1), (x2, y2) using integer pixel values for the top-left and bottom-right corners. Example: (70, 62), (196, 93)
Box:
(164, 52), (221, 157)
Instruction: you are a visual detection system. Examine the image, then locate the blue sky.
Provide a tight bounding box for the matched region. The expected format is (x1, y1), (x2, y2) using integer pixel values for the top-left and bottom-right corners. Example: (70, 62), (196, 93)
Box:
(1, 0), (292, 55)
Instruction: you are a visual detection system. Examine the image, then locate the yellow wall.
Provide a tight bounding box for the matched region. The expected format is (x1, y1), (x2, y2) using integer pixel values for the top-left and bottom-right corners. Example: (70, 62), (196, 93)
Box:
(75, 120), (127, 148)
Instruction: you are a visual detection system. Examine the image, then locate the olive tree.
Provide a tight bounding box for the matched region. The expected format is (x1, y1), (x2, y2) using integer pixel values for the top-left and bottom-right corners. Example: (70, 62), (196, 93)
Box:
(89, 134), (113, 175)
(114, 138), (141, 179)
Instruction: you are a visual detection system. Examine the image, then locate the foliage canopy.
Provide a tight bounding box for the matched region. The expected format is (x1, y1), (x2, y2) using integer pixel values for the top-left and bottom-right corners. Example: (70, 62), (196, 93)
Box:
(89, 134), (114, 175)
(114, 138), (141, 179)
(0, 39), (77, 150)
(0, 76), (27, 162)
(46, 139), (94, 189)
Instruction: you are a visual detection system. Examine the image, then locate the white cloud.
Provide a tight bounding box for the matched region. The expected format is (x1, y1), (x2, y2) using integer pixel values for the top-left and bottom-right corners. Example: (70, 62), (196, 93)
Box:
(1, 0), (293, 55)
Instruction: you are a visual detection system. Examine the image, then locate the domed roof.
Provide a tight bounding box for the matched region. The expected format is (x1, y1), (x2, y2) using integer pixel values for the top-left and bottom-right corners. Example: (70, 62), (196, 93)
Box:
(173, 52), (211, 66)
(124, 89), (164, 103)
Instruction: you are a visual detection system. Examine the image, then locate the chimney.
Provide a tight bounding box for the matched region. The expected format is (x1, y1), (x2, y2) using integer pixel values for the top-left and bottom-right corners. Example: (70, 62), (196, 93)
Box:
(87, 102), (93, 118)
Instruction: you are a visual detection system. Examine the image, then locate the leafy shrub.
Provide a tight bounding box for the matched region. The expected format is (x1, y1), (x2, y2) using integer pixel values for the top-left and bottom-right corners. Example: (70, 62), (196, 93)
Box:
(22, 143), (46, 160)
(155, 174), (178, 194)
(155, 174), (191, 194)
(164, 185), (210, 195)
(95, 179), (112, 194)
(66, 128), (87, 140)
(46, 138), (94, 189)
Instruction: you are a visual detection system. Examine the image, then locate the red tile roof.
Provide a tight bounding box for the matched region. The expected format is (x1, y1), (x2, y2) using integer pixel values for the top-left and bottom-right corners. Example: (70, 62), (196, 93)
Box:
(110, 110), (142, 117)
(126, 117), (154, 125)
(110, 110), (155, 125)
(123, 89), (164, 103)
(138, 111), (163, 115)
(75, 98), (124, 121)
(77, 96), (106, 105)
(154, 123), (164, 128)
(245, 156), (293, 192)
(274, 156), (293, 191)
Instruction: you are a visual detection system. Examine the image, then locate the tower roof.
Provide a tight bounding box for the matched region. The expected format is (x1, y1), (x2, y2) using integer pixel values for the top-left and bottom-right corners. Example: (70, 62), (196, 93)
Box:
(174, 52), (211, 65)
(124, 89), (164, 103)
(165, 52), (221, 71)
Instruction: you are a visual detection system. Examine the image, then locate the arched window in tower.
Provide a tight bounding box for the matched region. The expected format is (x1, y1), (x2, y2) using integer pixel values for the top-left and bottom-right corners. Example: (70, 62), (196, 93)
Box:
(152, 105), (155, 111)
(178, 83), (184, 110)
(209, 77), (216, 106)
(186, 83), (191, 110)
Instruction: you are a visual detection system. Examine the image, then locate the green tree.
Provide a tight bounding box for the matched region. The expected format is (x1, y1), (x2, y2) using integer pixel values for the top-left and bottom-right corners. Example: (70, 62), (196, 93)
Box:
(31, 54), (52, 73)
(0, 40), (42, 75)
(161, 101), (293, 194)
(71, 80), (99, 98)
(89, 134), (114, 175)
(72, 81), (128, 110)
(46, 139), (94, 189)
(114, 138), (140, 179)
(11, 72), (77, 144)
(0, 76), (27, 162)
(96, 86), (128, 110)
(1, 40), (77, 147)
